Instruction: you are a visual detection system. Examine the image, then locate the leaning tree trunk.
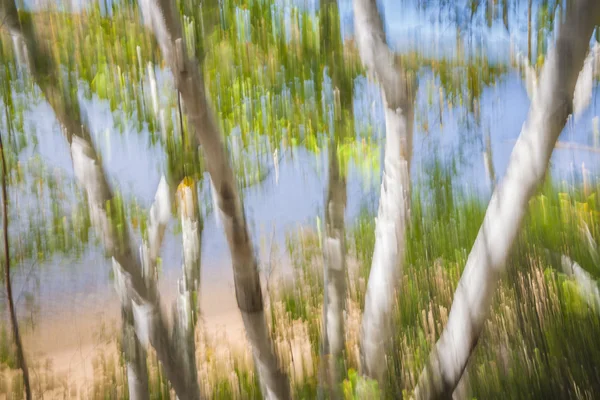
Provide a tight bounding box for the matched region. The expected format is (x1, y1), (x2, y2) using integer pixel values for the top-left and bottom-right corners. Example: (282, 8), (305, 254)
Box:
(138, 0), (290, 398)
(353, 0), (416, 383)
(0, 2), (201, 398)
(414, 2), (600, 399)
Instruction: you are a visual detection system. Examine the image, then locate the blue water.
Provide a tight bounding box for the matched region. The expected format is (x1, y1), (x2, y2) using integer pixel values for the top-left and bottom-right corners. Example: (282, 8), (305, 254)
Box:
(3, 0), (600, 321)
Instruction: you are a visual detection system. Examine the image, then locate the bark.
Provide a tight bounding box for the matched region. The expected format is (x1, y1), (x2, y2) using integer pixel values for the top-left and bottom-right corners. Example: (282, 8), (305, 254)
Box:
(138, 0), (290, 398)
(517, 40), (598, 119)
(173, 178), (202, 399)
(353, 0), (416, 383)
(527, 0), (533, 65)
(483, 128), (496, 191)
(318, 1), (350, 397)
(0, 131), (31, 400)
(0, 3), (200, 398)
(414, 2), (600, 399)
(124, 175), (170, 400)
(121, 303), (149, 400)
(573, 43), (600, 119)
(320, 140), (348, 398)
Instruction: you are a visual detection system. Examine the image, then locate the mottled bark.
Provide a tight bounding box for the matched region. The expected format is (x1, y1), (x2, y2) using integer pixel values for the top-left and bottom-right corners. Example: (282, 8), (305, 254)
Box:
(0, 3), (199, 398)
(320, 140), (347, 398)
(173, 178), (202, 399)
(124, 175), (170, 400)
(318, 1), (350, 397)
(414, 2), (600, 399)
(483, 129), (495, 191)
(138, 0), (290, 397)
(120, 304), (149, 400)
(353, 0), (416, 383)
(527, 0), (533, 64)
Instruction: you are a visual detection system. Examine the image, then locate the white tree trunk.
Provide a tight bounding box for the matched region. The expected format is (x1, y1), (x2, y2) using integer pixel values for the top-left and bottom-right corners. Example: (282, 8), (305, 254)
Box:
(553, 253), (600, 313)
(71, 136), (199, 400)
(1, 3), (201, 397)
(353, 0), (416, 383)
(318, 1), (350, 395)
(320, 141), (347, 397)
(123, 175), (170, 400)
(138, 0), (290, 397)
(414, 3), (600, 399)
(173, 178), (202, 399)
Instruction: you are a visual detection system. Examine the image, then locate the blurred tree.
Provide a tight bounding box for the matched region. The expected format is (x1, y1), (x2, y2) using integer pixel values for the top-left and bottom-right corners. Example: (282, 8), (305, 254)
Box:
(415, 1), (600, 398)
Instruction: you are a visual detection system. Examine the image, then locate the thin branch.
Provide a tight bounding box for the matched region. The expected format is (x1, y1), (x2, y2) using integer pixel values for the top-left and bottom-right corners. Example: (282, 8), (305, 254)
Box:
(0, 130), (31, 400)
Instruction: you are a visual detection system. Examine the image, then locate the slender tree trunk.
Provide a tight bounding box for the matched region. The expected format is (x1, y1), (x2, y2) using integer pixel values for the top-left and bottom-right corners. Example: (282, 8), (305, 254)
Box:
(173, 177), (202, 398)
(414, 3), (600, 399)
(501, 0), (508, 31)
(0, 3), (200, 398)
(121, 304), (149, 400)
(318, 1), (350, 397)
(138, 1), (290, 398)
(320, 139), (347, 398)
(0, 132), (31, 400)
(353, 0), (416, 384)
(483, 128), (496, 191)
(527, 0), (532, 64)
(123, 175), (171, 400)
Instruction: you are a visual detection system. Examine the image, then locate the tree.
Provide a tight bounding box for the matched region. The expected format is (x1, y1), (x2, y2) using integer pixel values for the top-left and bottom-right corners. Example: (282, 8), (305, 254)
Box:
(353, 0), (417, 384)
(0, 1), (201, 398)
(0, 129), (31, 399)
(137, 0), (290, 397)
(414, 1), (600, 398)
(318, 0), (354, 397)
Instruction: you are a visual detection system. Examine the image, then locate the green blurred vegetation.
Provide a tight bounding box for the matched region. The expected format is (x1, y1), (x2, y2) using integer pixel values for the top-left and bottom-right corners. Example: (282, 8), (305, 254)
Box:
(0, 0), (598, 398)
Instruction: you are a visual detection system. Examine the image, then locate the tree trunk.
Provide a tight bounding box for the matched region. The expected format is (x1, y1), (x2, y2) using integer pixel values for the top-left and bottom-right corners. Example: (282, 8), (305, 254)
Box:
(527, 0), (532, 64)
(123, 175), (171, 400)
(414, 2), (600, 398)
(318, 1), (350, 397)
(545, 251), (600, 313)
(0, 3), (200, 398)
(0, 130), (31, 400)
(353, 0), (416, 384)
(173, 178), (203, 399)
(121, 305), (149, 400)
(320, 139), (348, 398)
(138, 0), (290, 397)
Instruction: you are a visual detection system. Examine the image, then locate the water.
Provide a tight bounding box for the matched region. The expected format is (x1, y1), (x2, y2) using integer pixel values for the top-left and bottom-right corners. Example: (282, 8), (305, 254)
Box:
(4, 66), (599, 323)
(2, 0), (600, 380)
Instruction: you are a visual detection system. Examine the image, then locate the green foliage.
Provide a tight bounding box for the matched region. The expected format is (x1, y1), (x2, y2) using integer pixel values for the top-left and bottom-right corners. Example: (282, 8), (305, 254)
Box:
(342, 368), (380, 400)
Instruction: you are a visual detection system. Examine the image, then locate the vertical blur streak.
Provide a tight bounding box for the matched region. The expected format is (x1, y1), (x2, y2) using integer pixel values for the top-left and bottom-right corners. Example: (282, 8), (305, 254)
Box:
(137, 0), (290, 398)
(527, 0), (533, 64)
(414, 2), (600, 399)
(353, 0), (416, 385)
(318, 0), (349, 397)
(0, 129), (31, 400)
(320, 137), (347, 398)
(174, 177), (202, 399)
